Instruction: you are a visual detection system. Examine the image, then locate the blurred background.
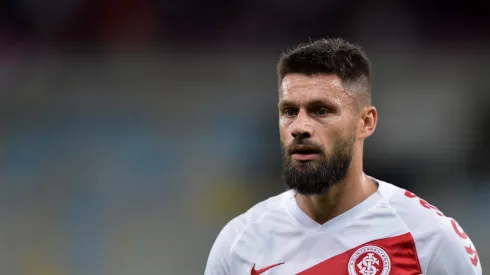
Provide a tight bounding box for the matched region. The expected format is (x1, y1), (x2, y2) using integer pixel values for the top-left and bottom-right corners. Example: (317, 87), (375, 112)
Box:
(1, 0), (489, 274)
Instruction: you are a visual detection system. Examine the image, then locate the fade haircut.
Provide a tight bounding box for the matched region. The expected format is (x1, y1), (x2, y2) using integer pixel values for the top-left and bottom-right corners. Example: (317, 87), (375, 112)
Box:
(277, 38), (372, 105)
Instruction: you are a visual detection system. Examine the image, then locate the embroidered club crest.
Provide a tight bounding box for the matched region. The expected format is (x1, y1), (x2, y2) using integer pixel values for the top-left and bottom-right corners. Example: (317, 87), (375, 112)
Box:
(348, 245), (391, 275)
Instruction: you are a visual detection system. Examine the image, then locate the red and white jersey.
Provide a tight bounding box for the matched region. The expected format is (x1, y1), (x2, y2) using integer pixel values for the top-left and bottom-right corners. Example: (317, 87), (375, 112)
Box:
(204, 177), (482, 275)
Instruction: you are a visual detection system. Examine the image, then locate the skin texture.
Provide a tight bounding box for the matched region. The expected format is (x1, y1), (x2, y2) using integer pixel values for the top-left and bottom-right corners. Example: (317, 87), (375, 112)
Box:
(278, 73), (378, 225)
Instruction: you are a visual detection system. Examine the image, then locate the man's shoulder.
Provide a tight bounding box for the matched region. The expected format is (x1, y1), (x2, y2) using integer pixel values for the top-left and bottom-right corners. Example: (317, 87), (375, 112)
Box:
(216, 190), (294, 244)
(376, 178), (458, 242)
(376, 178), (481, 272)
(377, 179), (447, 231)
(204, 190), (294, 275)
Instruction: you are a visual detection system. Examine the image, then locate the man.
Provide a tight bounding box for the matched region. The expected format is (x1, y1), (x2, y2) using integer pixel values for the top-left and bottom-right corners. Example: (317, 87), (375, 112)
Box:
(204, 38), (482, 275)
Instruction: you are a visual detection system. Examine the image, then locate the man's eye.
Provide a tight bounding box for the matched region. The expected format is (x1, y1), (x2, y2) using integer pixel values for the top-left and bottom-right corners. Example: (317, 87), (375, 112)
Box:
(284, 108), (297, 117)
(314, 107), (329, 116)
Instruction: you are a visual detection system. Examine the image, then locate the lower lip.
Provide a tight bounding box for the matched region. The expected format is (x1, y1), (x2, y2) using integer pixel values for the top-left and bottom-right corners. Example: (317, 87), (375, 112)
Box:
(291, 153), (320, 161)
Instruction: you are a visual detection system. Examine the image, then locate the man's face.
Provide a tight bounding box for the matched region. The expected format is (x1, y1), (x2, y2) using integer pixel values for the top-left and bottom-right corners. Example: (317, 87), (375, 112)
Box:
(278, 73), (359, 195)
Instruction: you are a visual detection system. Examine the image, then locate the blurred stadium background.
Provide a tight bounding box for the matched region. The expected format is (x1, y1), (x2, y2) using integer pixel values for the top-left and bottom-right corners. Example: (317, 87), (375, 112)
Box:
(1, 0), (489, 274)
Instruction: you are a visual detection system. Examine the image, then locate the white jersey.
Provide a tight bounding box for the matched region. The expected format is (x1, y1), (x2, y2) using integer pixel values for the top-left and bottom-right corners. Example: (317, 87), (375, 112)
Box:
(204, 177), (482, 275)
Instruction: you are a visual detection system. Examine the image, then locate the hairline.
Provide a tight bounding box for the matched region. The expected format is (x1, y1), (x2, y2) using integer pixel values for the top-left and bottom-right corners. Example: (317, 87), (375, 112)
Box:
(278, 72), (371, 106)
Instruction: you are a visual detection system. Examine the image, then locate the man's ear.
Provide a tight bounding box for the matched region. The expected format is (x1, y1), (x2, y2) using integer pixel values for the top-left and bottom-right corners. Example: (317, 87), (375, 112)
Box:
(359, 106), (377, 140)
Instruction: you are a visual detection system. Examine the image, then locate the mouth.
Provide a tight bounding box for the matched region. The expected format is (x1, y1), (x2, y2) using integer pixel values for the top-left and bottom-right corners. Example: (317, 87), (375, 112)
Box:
(290, 147), (321, 161)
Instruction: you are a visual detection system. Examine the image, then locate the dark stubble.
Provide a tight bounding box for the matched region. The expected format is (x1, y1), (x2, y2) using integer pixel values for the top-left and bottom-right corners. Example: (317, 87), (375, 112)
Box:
(282, 135), (355, 195)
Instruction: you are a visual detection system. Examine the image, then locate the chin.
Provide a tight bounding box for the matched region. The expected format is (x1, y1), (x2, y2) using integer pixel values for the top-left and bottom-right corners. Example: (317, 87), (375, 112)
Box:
(292, 160), (321, 169)
(292, 182), (336, 196)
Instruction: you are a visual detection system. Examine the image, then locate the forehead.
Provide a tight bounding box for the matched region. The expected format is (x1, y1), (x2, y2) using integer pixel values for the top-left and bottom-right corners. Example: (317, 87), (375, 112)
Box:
(279, 74), (351, 103)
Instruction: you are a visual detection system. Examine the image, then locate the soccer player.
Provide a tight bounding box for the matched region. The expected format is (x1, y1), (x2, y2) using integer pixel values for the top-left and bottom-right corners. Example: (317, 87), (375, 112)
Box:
(204, 38), (482, 275)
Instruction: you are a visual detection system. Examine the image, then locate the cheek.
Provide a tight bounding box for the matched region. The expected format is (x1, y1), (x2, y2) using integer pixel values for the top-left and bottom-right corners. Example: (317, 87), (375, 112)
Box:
(315, 122), (346, 150)
(279, 121), (291, 143)
(279, 127), (288, 143)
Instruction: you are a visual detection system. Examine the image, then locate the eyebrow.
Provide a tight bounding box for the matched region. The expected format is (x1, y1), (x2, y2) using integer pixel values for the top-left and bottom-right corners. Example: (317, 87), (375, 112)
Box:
(278, 99), (337, 109)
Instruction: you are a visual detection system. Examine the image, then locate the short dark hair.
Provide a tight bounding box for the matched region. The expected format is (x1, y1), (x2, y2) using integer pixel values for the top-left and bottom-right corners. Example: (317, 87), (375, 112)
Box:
(277, 38), (372, 104)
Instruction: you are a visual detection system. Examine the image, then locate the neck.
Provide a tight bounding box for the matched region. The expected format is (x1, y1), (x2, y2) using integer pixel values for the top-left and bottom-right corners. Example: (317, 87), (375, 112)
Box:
(294, 149), (378, 225)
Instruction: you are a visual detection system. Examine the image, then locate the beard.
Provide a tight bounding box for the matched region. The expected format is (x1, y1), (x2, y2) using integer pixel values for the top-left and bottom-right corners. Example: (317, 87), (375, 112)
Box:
(281, 135), (355, 195)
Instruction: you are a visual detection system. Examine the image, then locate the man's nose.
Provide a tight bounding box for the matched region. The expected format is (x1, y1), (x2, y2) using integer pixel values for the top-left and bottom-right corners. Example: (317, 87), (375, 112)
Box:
(291, 111), (313, 139)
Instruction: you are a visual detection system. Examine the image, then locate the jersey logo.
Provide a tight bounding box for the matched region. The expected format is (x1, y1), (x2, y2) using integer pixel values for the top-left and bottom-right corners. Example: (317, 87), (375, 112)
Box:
(251, 262), (285, 275)
(348, 245), (391, 275)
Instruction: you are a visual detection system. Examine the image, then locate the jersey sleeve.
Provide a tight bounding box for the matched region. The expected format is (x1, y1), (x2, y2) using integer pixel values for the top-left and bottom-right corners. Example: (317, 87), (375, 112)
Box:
(204, 216), (245, 275)
(426, 217), (482, 275)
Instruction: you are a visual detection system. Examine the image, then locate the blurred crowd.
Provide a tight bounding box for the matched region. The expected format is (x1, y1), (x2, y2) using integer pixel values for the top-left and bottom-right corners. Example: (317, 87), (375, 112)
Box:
(1, 0), (489, 51)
